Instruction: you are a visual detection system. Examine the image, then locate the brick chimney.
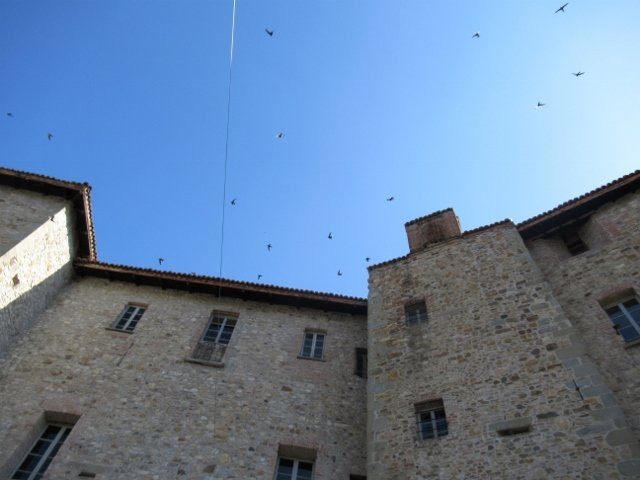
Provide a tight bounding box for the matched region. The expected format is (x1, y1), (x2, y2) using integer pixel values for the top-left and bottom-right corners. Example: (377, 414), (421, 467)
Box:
(405, 208), (461, 252)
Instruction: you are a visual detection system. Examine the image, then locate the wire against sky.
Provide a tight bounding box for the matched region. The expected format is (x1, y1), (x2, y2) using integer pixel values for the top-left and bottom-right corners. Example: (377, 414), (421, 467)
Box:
(217, 0), (237, 291)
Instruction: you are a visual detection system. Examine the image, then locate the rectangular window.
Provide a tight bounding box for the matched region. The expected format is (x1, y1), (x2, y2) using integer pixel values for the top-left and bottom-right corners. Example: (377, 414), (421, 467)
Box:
(112, 304), (146, 332)
(275, 458), (313, 480)
(300, 331), (324, 359)
(191, 311), (238, 363)
(415, 399), (448, 440)
(355, 348), (367, 378)
(606, 298), (640, 343)
(12, 424), (72, 480)
(405, 301), (428, 326)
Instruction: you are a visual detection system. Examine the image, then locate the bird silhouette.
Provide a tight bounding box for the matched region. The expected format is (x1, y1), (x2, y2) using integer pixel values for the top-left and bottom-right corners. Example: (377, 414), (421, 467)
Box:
(47, 133), (53, 140)
(267, 244), (272, 251)
(6, 112), (13, 117)
(49, 215), (55, 222)
(366, 257), (370, 262)
(536, 102), (546, 108)
(257, 274), (263, 280)
(555, 3), (568, 13)
(572, 71), (585, 77)
(337, 270), (342, 276)
(265, 29), (274, 36)
(158, 258), (164, 265)
(328, 232), (333, 240)
(231, 198), (237, 205)
(386, 196), (395, 202)
(472, 32), (480, 38)
(276, 132), (284, 139)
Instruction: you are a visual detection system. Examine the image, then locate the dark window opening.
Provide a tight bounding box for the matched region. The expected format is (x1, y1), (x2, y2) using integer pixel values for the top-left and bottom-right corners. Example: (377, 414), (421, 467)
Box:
(405, 301), (428, 326)
(355, 348), (367, 378)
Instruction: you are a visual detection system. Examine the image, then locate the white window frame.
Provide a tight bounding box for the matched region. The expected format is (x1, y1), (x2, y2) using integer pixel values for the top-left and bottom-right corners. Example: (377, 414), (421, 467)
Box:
(12, 424), (72, 480)
(300, 331), (325, 359)
(274, 457), (314, 480)
(112, 304), (146, 332)
(606, 297), (640, 342)
(415, 400), (448, 440)
(201, 313), (237, 345)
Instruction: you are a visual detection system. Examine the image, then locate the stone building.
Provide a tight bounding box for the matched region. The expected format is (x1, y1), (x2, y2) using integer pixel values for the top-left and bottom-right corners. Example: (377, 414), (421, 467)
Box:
(0, 165), (639, 479)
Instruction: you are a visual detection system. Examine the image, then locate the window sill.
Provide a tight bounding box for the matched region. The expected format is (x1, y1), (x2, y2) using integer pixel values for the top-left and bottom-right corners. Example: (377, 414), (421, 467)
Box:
(623, 339), (640, 350)
(184, 356), (225, 368)
(105, 327), (134, 334)
(297, 355), (325, 362)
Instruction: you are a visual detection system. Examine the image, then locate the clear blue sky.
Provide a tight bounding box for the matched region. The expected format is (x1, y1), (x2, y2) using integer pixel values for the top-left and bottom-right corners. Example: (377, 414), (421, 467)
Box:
(1, 1), (638, 298)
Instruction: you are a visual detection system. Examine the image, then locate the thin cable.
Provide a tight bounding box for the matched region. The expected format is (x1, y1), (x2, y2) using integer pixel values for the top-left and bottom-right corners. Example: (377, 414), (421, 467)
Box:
(217, 0), (237, 296)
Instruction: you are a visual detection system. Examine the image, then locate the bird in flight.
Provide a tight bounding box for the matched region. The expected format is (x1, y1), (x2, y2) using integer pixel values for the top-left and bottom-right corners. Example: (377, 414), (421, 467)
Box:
(337, 270), (342, 276)
(365, 257), (370, 262)
(472, 32), (480, 39)
(536, 102), (546, 108)
(47, 133), (53, 140)
(49, 215), (55, 222)
(328, 232), (333, 240)
(276, 132), (285, 139)
(257, 274), (263, 280)
(265, 29), (274, 37)
(267, 244), (272, 251)
(572, 71), (585, 77)
(386, 196), (395, 202)
(6, 112), (13, 117)
(231, 198), (237, 205)
(158, 257), (164, 265)
(555, 3), (568, 13)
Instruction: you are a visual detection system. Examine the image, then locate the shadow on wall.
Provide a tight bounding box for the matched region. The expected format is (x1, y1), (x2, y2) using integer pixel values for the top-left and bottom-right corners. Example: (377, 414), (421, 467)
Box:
(0, 266), (73, 361)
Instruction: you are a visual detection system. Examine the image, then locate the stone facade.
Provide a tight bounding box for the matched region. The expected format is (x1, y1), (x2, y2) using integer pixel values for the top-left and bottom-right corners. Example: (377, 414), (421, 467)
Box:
(0, 184), (76, 360)
(1, 167), (639, 479)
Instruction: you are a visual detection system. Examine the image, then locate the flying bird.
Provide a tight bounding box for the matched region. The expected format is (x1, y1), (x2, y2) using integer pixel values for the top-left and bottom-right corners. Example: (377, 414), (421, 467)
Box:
(572, 71), (585, 77)
(267, 244), (272, 251)
(47, 133), (53, 140)
(257, 274), (263, 280)
(536, 102), (546, 108)
(555, 3), (568, 13)
(6, 112), (13, 117)
(328, 232), (333, 240)
(365, 257), (370, 262)
(337, 270), (342, 276)
(265, 29), (274, 36)
(472, 32), (480, 39)
(386, 196), (395, 202)
(158, 257), (164, 265)
(276, 132), (285, 139)
(231, 198), (237, 205)
(49, 215), (55, 222)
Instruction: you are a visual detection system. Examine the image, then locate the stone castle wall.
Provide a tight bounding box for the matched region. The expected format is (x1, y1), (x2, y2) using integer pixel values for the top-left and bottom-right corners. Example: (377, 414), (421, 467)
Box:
(0, 185), (76, 359)
(367, 219), (640, 479)
(0, 277), (367, 479)
(527, 192), (640, 436)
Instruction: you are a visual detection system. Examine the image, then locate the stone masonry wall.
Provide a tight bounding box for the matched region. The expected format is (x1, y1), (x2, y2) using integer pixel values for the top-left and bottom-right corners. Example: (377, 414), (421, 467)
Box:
(0, 277), (367, 480)
(0, 185), (76, 359)
(367, 223), (640, 479)
(526, 192), (640, 436)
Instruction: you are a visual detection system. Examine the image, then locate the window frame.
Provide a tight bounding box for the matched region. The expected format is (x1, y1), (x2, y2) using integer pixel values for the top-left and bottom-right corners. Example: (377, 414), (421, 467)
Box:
(200, 311), (238, 345)
(355, 347), (367, 378)
(111, 303), (146, 333)
(605, 297), (640, 343)
(274, 457), (314, 480)
(405, 301), (428, 326)
(299, 331), (325, 360)
(11, 424), (72, 480)
(415, 399), (448, 441)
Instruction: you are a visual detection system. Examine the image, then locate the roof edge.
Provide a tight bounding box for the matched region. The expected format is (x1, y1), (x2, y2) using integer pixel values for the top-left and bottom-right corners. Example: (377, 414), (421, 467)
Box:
(74, 260), (367, 315)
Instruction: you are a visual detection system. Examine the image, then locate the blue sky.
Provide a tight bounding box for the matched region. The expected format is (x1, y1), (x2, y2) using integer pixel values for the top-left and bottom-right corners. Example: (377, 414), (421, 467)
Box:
(1, 1), (639, 298)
